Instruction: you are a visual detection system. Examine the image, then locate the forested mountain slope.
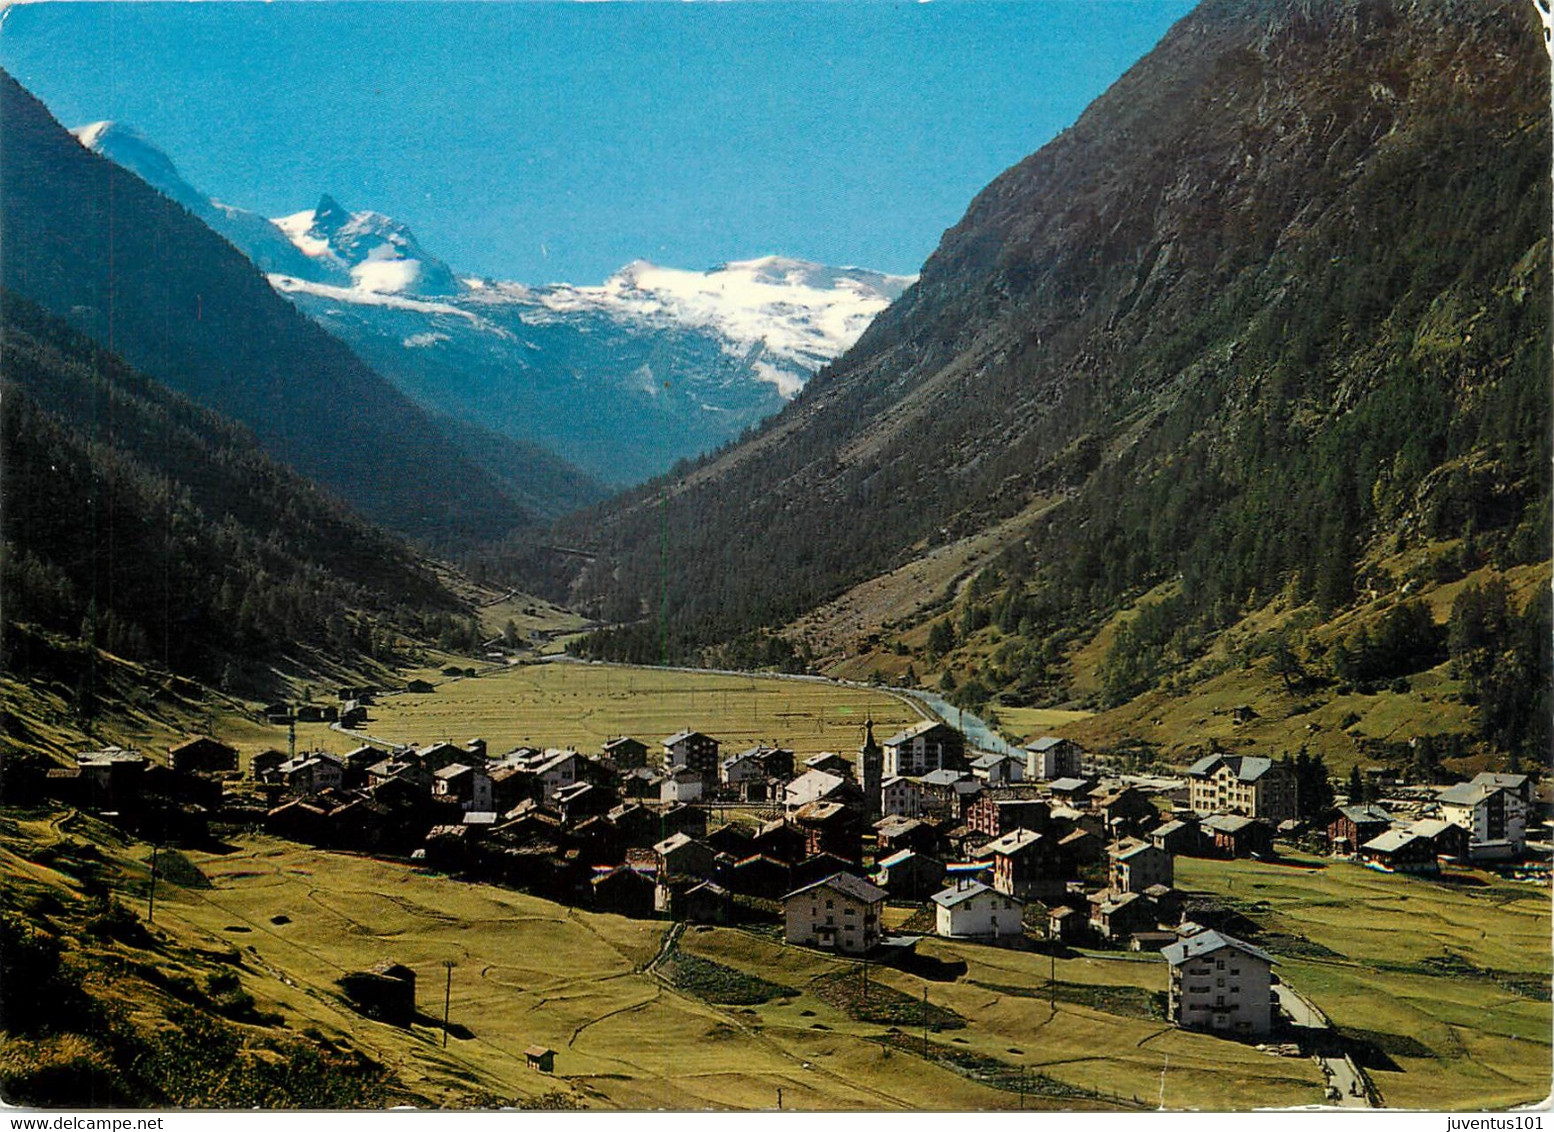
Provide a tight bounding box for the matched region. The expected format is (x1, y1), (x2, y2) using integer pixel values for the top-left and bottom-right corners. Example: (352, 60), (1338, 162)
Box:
(556, 0), (1550, 729)
(0, 292), (469, 692)
(0, 71), (527, 549)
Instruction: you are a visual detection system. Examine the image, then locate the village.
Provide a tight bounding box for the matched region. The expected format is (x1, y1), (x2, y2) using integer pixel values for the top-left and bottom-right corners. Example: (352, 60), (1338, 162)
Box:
(27, 664), (1547, 1103)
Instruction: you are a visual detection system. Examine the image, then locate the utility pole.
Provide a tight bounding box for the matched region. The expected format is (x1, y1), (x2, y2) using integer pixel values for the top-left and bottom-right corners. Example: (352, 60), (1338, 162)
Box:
(1049, 947), (1057, 1016)
(776, 1087), (783, 1111)
(146, 843), (159, 922)
(922, 985), (930, 1059)
(442, 960), (455, 1048)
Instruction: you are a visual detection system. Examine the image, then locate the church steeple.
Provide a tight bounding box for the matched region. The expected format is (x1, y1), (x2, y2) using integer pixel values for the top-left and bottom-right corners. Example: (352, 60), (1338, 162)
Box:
(859, 716), (882, 818)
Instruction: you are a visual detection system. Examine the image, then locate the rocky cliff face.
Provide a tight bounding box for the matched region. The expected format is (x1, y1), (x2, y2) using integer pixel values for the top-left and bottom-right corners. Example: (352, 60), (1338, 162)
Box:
(552, 0), (1550, 669)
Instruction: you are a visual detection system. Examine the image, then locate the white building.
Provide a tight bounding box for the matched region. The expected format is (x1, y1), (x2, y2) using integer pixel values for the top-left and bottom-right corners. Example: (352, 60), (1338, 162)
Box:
(783, 873), (886, 955)
(1162, 929), (1278, 1037)
(1437, 773), (1528, 856)
(784, 769), (846, 816)
(533, 750), (581, 801)
(660, 769), (704, 804)
(970, 751), (1025, 785)
(882, 721), (964, 778)
(1185, 754), (1297, 823)
(1024, 737), (1083, 781)
(931, 879), (1025, 940)
(881, 776), (923, 818)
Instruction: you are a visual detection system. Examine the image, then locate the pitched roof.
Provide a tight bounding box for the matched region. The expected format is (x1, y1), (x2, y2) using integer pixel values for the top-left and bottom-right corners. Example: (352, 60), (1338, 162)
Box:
(877, 849), (917, 869)
(919, 768), (969, 787)
(1024, 736), (1070, 752)
(1111, 840), (1159, 861)
(931, 880), (1001, 908)
(653, 832), (698, 855)
(1234, 756), (1275, 783)
(663, 730), (709, 746)
(1438, 781), (1500, 806)
(794, 800), (848, 824)
(884, 720), (954, 746)
(1186, 754), (1224, 778)
(1048, 777), (1092, 793)
(1471, 772), (1528, 791)
(1338, 804), (1393, 824)
(534, 751), (577, 774)
(1098, 891), (1142, 913)
(1203, 813), (1255, 833)
(785, 769), (846, 805)
(1161, 929), (1277, 967)
(1361, 827), (1425, 854)
(1405, 818), (1459, 839)
(784, 871), (886, 905)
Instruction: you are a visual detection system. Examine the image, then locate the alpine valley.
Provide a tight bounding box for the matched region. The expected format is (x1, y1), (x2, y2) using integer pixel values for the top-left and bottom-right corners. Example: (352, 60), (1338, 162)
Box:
(76, 121), (914, 489)
(554, 0), (1553, 775)
(0, 0), (1550, 1114)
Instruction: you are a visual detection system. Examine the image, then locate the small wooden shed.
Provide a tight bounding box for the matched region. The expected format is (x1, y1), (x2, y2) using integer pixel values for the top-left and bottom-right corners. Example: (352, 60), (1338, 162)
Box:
(525, 1045), (556, 1073)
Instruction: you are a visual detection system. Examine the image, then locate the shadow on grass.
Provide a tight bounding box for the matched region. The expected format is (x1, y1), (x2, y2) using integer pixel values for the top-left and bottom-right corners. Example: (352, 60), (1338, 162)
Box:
(413, 1011), (475, 1041)
(881, 950), (968, 982)
(1430, 872), (1488, 887)
(1263, 856), (1328, 871)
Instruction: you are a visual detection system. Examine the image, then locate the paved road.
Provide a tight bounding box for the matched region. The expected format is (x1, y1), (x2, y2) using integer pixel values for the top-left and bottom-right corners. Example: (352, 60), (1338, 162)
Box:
(1274, 984), (1374, 1107)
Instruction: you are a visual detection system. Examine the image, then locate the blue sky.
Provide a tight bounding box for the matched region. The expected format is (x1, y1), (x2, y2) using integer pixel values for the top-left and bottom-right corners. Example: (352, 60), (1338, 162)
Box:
(2, 1), (1196, 285)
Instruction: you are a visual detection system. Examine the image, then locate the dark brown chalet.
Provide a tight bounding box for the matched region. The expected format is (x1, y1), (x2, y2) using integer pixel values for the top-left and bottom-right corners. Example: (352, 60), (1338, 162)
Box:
(602, 736), (649, 768)
(1326, 804), (1392, 856)
(168, 736), (238, 774)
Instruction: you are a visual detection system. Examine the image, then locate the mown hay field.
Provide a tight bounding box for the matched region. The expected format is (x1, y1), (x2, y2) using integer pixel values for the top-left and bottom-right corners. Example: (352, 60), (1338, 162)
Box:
(346, 661), (928, 761)
(1173, 853), (1552, 1110)
(4, 817), (1328, 1111)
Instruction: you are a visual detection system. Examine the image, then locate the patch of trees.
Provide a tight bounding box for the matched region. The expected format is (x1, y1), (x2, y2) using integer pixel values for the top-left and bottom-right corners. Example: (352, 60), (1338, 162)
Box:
(1281, 749), (1335, 819)
(1327, 601), (1444, 686)
(0, 293), (466, 689)
(1447, 580), (1551, 769)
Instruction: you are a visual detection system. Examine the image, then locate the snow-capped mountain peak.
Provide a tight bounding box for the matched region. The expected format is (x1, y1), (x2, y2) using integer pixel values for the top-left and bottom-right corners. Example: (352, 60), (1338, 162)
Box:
(75, 118), (915, 485)
(73, 120), (206, 213)
(523, 256), (915, 394)
(274, 194), (457, 295)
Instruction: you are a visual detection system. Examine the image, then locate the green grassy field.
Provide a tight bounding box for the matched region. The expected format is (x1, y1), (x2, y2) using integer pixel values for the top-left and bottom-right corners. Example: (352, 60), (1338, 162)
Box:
(11, 808), (1545, 1110)
(3, 818), (1327, 1111)
(328, 662), (929, 763)
(1173, 853), (1552, 1110)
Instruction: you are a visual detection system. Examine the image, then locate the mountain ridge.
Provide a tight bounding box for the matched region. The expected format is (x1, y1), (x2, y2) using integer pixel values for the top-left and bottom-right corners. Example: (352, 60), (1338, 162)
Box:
(71, 118), (913, 486)
(1, 71), (528, 548)
(551, 0), (1550, 771)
